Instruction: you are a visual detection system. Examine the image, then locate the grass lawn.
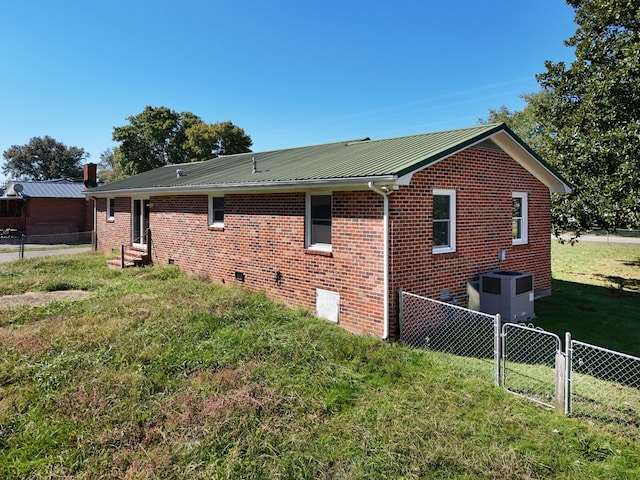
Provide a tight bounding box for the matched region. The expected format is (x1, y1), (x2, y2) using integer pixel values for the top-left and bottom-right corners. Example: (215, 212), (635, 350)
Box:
(535, 241), (640, 356)
(1, 251), (639, 479)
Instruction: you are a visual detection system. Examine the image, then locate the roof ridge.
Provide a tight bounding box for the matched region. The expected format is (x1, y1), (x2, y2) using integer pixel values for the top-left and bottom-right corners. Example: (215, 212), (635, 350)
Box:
(168, 125), (505, 164)
(363, 123), (504, 145)
(9, 178), (80, 184)
(213, 137), (373, 160)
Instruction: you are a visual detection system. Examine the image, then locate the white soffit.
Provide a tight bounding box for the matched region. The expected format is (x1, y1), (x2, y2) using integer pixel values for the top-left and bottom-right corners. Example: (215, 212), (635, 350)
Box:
(490, 131), (571, 194)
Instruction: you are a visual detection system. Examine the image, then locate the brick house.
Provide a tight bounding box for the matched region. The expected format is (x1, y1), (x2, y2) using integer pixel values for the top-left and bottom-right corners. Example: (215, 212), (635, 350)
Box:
(1, 164), (96, 236)
(86, 124), (570, 339)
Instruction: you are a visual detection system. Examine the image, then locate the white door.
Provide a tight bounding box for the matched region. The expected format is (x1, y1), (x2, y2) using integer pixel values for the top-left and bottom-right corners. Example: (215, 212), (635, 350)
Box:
(132, 199), (150, 245)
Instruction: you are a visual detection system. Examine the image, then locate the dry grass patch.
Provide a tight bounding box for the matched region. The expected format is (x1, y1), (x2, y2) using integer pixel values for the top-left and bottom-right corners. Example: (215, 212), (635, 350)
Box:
(0, 331), (52, 355)
(0, 290), (92, 308)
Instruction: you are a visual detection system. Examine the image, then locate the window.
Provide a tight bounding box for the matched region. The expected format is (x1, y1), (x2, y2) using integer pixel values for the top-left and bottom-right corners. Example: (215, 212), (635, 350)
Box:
(307, 193), (332, 250)
(512, 192), (528, 245)
(432, 189), (456, 254)
(0, 200), (22, 217)
(209, 195), (224, 227)
(107, 198), (115, 221)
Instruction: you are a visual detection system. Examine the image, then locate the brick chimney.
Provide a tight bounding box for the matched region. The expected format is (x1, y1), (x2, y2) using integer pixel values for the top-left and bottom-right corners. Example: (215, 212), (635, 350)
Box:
(83, 163), (97, 189)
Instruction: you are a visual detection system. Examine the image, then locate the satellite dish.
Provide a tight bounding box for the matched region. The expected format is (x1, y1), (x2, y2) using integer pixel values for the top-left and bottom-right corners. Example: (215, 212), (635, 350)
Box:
(83, 179), (97, 188)
(6, 183), (23, 196)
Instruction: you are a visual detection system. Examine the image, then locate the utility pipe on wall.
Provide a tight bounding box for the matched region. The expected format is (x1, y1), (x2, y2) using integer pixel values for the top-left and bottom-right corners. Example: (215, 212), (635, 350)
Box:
(368, 182), (391, 340)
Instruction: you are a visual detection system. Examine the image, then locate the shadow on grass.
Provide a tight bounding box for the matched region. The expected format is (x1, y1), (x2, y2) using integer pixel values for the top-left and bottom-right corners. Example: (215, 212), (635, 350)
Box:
(534, 279), (640, 358)
(596, 254), (640, 292)
(622, 258), (640, 271)
(596, 274), (640, 293)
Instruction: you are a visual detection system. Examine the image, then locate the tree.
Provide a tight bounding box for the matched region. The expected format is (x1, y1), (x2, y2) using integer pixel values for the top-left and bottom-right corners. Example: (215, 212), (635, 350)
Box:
(184, 121), (253, 160)
(480, 91), (555, 160)
(112, 106), (186, 176)
(2, 136), (88, 180)
(112, 106), (253, 176)
(534, 0), (640, 233)
(97, 148), (126, 183)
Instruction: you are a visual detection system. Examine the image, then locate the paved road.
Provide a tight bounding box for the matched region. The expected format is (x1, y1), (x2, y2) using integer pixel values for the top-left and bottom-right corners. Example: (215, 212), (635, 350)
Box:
(559, 234), (640, 244)
(0, 246), (93, 264)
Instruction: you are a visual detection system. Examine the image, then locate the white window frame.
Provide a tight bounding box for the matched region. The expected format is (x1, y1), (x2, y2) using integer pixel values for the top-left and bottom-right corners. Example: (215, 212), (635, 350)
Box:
(306, 192), (332, 251)
(107, 198), (115, 221)
(512, 192), (528, 245)
(208, 195), (224, 228)
(432, 189), (456, 254)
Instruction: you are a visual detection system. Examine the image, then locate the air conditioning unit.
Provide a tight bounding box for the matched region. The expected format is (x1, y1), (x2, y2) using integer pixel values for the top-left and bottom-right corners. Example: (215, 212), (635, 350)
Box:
(479, 271), (535, 322)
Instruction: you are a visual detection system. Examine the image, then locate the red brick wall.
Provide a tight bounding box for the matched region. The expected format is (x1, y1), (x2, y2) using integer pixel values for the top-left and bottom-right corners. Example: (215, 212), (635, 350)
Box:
(153, 192), (386, 335)
(387, 146), (551, 338)
(95, 197), (131, 252)
(25, 198), (93, 235)
(96, 191), (386, 337)
(93, 144), (553, 339)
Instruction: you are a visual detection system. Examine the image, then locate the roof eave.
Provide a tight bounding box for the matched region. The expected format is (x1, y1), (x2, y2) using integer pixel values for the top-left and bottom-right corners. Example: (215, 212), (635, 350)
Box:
(85, 175), (399, 197)
(489, 129), (572, 194)
(393, 123), (507, 178)
(393, 123), (572, 194)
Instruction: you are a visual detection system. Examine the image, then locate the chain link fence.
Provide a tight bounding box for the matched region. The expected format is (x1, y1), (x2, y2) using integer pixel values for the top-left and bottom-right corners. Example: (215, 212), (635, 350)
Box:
(1, 231), (94, 245)
(399, 290), (499, 384)
(399, 289), (640, 430)
(569, 339), (640, 428)
(0, 231), (94, 261)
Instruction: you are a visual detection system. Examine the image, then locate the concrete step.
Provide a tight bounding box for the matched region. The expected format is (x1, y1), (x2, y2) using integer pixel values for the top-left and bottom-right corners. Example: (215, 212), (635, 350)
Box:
(107, 245), (150, 269)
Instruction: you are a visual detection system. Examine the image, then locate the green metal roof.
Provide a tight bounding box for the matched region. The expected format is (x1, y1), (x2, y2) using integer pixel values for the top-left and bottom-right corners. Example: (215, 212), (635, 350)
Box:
(88, 123), (570, 195)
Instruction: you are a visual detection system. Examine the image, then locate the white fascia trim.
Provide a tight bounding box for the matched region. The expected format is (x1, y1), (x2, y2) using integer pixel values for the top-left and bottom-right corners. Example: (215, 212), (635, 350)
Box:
(489, 131), (572, 194)
(395, 130), (572, 194)
(84, 175), (398, 198)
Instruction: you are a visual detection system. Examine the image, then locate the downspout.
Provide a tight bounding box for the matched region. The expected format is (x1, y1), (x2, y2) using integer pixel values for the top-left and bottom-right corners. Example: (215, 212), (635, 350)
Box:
(90, 196), (97, 251)
(368, 182), (391, 340)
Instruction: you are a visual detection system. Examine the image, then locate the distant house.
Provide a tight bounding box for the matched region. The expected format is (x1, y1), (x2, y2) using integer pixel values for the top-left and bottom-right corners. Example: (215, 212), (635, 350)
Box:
(86, 124), (570, 339)
(0, 164), (96, 236)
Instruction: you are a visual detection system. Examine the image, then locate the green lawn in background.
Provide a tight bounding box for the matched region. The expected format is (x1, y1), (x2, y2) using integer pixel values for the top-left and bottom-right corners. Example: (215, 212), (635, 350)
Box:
(535, 241), (640, 356)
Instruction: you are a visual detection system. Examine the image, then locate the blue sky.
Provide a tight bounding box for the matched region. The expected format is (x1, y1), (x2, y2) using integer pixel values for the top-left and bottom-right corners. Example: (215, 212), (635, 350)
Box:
(0, 1), (577, 183)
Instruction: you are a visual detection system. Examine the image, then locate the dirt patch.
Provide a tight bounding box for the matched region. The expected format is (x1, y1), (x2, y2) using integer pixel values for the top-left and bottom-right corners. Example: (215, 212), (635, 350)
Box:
(0, 290), (92, 308)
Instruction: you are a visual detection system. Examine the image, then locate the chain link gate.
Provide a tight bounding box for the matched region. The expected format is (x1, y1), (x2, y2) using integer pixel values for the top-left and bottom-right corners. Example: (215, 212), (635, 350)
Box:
(501, 323), (564, 409)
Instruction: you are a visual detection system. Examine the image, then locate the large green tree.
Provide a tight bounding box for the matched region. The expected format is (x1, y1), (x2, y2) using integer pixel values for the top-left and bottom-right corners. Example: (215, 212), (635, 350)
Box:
(481, 91), (556, 161)
(2, 136), (87, 181)
(535, 0), (640, 233)
(112, 106), (252, 177)
(482, 0), (640, 234)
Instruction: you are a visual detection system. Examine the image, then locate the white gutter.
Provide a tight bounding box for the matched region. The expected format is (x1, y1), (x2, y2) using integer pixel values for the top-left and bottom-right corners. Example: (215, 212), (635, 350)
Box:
(84, 175), (398, 198)
(368, 181), (391, 340)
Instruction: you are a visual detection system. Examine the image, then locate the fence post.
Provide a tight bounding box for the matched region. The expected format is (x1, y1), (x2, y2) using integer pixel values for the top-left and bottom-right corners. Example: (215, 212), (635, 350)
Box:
(398, 288), (404, 342)
(121, 244), (125, 269)
(565, 332), (572, 415)
(555, 351), (566, 411)
(146, 228), (152, 261)
(19, 234), (25, 259)
(494, 313), (502, 386)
